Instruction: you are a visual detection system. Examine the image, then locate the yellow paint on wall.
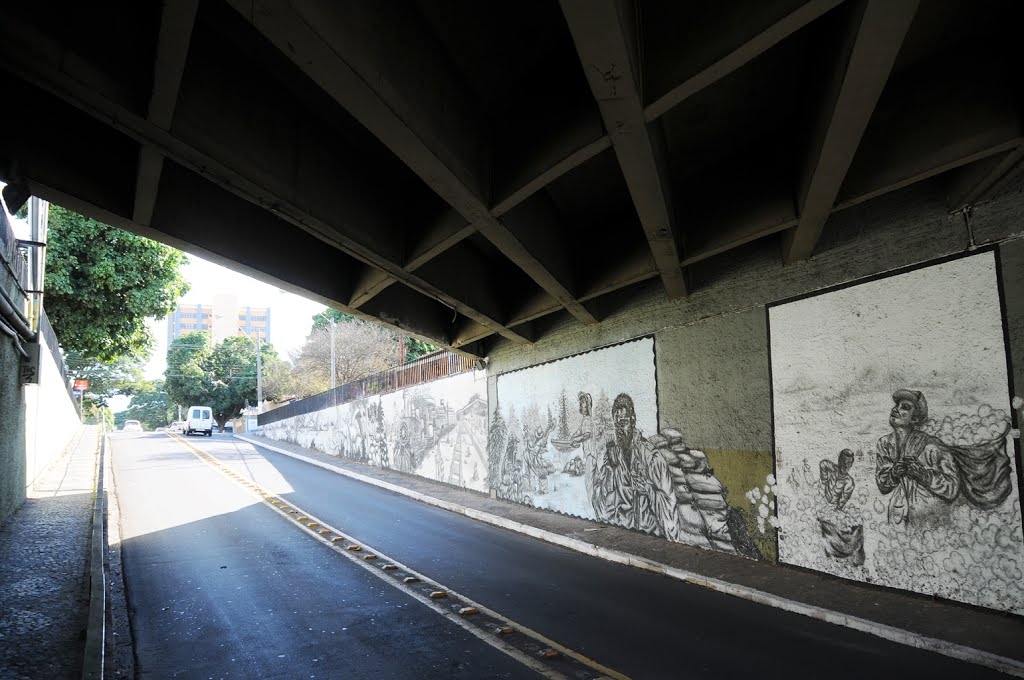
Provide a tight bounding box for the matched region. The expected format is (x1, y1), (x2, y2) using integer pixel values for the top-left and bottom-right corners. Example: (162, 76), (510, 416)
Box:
(704, 448), (777, 563)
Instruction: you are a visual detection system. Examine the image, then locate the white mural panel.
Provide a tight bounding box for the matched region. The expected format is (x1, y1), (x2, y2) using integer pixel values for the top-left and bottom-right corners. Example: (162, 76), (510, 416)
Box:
(491, 338), (754, 555)
(259, 371), (489, 492)
(770, 251), (1024, 614)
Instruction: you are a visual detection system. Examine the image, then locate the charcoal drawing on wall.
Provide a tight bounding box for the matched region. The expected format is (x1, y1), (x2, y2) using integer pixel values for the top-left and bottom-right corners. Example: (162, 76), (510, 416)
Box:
(770, 251), (1024, 614)
(491, 338), (750, 555)
(260, 371), (489, 492)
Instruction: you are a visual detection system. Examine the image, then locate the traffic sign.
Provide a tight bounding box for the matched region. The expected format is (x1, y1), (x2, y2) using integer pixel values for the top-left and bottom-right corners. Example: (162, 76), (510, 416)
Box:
(73, 379), (89, 392)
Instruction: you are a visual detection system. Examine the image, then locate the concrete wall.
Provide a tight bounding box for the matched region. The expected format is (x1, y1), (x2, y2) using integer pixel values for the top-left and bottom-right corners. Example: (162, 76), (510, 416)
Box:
(0, 318), (27, 524)
(485, 180), (1024, 613)
(23, 327), (82, 489)
(260, 370), (489, 492)
(0, 268), (80, 524)
(251, 180), (1024, 614)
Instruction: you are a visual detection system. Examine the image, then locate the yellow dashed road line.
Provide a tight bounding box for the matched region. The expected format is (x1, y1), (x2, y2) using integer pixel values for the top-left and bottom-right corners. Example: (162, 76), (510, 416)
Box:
(167, 433), (629, 680)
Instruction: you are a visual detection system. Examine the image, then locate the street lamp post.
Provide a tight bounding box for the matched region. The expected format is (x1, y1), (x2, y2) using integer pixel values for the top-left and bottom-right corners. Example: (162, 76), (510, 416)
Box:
(255, 334), (263, 414)
(238, 330), (263, 414)
(330, 319), (336, 391)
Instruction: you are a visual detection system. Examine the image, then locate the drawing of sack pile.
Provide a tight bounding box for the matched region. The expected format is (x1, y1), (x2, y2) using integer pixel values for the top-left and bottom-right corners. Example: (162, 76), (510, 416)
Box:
(648, 428), (737, 553)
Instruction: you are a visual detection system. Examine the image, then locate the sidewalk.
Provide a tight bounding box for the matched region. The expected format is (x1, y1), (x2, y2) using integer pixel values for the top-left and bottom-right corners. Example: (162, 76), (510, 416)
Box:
(236, 432), (1024, 677)
(0, 425), (98, 680)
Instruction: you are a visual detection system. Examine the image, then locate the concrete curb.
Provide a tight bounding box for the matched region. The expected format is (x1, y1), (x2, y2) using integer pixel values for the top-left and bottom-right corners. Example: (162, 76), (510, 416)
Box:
(82, 428), (106, 680)
(234, 434), (1024, 678)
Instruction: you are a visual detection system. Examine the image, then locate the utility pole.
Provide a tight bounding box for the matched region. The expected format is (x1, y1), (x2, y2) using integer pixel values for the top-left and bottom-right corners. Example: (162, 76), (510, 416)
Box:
(256, 334), (263, 414)
(330, 319), (336, 390)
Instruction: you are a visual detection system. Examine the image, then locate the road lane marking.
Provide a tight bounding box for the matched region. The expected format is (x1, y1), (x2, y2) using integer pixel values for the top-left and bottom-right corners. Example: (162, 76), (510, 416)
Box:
(168, 433), (628, 680)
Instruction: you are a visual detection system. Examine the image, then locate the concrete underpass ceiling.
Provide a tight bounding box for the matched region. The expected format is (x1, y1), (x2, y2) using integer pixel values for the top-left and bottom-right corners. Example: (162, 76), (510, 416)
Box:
(0, 1), (1021, 358)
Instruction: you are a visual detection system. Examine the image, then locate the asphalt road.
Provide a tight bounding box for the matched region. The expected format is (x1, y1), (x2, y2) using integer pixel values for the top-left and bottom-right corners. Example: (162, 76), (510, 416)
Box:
(109, 431), (1008, 680)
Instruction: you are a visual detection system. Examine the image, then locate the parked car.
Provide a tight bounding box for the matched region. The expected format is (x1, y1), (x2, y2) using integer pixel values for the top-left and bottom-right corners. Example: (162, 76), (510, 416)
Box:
(123, 420), (143, 432)
(185, 406), (214, 437)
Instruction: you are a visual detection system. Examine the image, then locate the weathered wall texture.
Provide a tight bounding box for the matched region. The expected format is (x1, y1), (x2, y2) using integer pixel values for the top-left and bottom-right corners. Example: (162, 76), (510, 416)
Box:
(0, 326), (26, 524)
(483, 181), (1024, 614)
(0, 227), (79, 523)
(259, 370), (489, 492)
(0, 215), (27, 523)
(770, 252), (1023, 615)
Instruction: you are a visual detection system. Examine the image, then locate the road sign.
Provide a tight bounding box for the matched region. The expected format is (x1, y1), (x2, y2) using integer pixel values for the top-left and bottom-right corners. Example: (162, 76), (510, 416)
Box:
(73, 379), (89, 391)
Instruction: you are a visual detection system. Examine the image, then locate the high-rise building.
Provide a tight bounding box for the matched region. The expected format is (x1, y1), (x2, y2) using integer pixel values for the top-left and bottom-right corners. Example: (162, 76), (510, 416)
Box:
(167, 301), (271, 345)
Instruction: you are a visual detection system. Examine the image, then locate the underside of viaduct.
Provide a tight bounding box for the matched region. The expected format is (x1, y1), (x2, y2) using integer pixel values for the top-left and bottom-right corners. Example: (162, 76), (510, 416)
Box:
(1, 0), (1021, 359)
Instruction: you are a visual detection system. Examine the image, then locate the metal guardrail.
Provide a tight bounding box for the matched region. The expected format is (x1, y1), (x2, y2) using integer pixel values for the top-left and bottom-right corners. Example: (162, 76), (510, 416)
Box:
(258, 350), (477, 426)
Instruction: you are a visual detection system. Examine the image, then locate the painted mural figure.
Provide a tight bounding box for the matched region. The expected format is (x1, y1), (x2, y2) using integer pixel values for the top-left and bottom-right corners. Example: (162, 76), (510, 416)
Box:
(819, 449), (856, 510)
(876, 390), (960, 525)
(573, 392), (598, 500)
(394, 421), (412, 472)
(875, 389), (1012, 525)
(523, 420), (556, 494)
(593, 394), (678, 540)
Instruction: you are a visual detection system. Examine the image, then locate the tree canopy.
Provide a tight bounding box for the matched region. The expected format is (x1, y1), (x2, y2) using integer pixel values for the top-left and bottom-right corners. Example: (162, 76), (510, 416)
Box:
(44, 205), (189, 362)
(120, 380), (174, 430)
(165, 331), (286, 427)
(304, 307), (437, 379)
(62, 351), (147, 408)
(290, 319), (400, 397)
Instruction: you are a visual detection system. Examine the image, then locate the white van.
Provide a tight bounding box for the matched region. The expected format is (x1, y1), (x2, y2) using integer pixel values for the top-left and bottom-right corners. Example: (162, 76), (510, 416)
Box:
(185, 406), (215, 437)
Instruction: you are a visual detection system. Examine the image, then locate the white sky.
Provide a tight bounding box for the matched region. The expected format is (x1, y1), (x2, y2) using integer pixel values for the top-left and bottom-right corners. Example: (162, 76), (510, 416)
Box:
(144, 254), (327, 379)
(2, 188), (327, 386)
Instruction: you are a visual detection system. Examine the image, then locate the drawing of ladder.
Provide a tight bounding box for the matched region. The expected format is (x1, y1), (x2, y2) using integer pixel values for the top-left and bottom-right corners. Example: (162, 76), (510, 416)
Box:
(448, 421), (465, 486)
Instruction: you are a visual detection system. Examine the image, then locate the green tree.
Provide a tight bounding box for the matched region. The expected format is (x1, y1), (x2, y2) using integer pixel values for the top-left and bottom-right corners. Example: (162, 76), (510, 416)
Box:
(63, 351), (146, 408)
(404, 336), (438, 362)
(165, 332), (285, 429)
(122, 381), (174, 430)
(310, 308), (354, 331)
(83, 403), (114, 429)
(44, 205), (189, 362)
(164, 331), (213, 410)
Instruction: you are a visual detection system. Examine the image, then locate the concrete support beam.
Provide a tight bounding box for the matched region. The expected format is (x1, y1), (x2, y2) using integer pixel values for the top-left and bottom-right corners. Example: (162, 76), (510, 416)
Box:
(836, 50), (1022, 211)
(644, 0), (845, 121)
(562, 0), (687, 299)
(348, 211), (474, 310)
(227, 0), (597, 325)
(0, 7), (522, 349)
(782, 0), (918, 263)
(133, 0), (198, 226)
(946, 144), (1024, 211)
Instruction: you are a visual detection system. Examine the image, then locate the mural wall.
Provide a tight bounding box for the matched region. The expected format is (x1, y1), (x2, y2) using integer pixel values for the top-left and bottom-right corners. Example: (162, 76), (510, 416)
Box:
(490, 338), (759, 557)
(259, 371), (489, 492)
(770, 251), (1024, 614)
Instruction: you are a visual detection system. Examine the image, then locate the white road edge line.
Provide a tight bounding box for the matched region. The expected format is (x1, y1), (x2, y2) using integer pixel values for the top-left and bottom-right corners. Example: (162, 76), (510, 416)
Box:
(233, 434), (1024, 679)
(179, 434), (627, 680)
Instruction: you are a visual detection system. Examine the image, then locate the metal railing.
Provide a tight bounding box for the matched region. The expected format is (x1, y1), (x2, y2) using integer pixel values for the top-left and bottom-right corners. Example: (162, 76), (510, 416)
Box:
(258, 350), (477, 426)
(38, 307), (77, 407)
(0, 207), (28, 294)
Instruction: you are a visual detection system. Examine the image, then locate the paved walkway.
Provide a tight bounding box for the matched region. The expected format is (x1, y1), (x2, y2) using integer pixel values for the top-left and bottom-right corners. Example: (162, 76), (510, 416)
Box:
(0, 426), (97, 680)
(237, 433), (1024, 677)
